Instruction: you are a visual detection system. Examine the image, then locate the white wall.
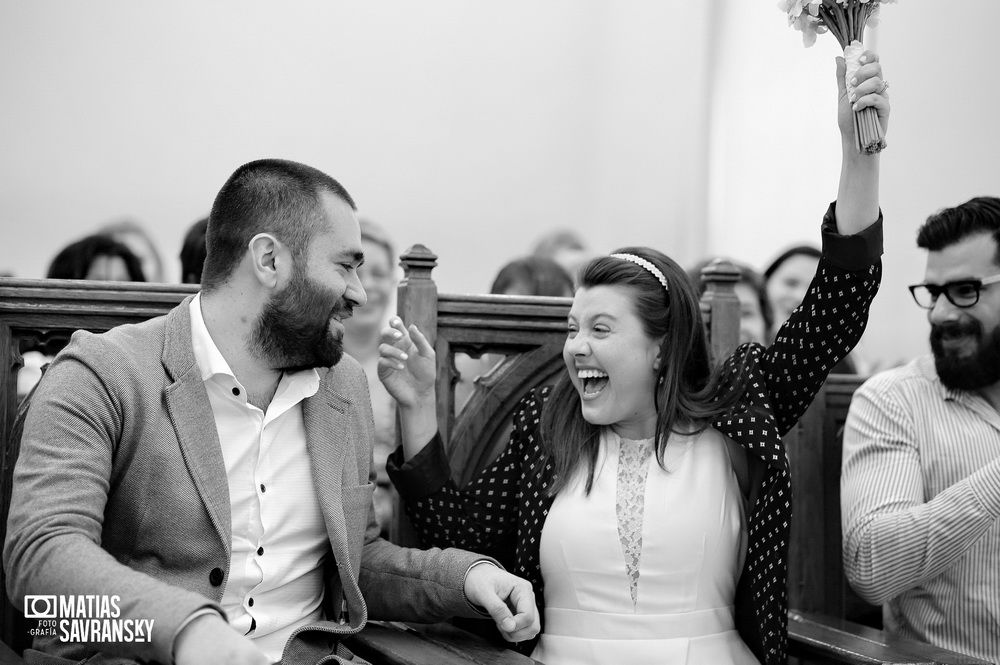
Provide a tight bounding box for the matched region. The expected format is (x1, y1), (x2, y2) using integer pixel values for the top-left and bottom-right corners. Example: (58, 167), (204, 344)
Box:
(710, 1), (1000, 369)
(0, 0), (713, 289)
(4, 0), (1000, 368)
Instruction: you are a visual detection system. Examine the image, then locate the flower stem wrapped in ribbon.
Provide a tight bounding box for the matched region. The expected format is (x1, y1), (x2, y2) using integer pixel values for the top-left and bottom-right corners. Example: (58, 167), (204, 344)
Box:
(779, 0), (896, 155)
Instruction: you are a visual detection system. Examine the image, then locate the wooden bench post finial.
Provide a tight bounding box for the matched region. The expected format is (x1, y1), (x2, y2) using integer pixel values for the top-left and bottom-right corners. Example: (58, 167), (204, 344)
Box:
(398, 244), (439, 343)
(699, 258), (741, 364)
(399, 244), (438, 281)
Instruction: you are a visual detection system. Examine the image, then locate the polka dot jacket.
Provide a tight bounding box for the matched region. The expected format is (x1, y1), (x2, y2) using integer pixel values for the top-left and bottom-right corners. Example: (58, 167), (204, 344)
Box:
(388, 204), (883, 664)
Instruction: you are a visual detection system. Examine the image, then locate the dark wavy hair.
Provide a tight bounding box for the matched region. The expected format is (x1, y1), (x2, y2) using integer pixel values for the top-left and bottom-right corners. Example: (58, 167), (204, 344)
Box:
(47, 234), (146, 282)
(540, 246), (747, 495)
(763, 245), (822, 282)
(490, 256), (574, 297)
(179, 217), (208, 284)
(917, 196), (1000, 259)
(689, 257), (774, 336)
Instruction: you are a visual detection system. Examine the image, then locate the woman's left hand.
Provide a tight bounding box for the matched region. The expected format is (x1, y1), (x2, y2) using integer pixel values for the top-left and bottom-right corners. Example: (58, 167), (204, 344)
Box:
(377, 317), (436, 409)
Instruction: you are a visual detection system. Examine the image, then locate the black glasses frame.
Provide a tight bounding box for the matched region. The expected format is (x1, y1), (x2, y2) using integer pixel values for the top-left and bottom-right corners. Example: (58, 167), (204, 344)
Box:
(908, 273), (1000, 310)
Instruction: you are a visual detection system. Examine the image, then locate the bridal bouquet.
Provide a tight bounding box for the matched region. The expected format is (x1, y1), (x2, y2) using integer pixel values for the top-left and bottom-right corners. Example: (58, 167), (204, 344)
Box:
(779, 0), (897, 154)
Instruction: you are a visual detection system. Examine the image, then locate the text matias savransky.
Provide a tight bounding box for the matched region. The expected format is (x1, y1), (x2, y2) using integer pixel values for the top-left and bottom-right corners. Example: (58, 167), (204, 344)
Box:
(26, 595), (154, 643)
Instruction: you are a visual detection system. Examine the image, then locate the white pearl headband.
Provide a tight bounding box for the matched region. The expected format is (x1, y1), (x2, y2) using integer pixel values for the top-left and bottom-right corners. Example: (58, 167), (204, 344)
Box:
(610, 253), (669, 293)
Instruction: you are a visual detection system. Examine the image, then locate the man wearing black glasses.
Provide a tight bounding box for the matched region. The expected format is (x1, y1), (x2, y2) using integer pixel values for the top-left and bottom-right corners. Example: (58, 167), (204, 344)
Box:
(840, 196), (1000, 663)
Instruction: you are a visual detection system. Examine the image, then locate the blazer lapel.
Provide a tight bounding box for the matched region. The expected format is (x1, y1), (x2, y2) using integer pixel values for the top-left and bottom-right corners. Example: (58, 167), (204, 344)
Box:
(161, 297), (232, 555)
(302, 378), (368, 624)
(303, 383), (349, 548)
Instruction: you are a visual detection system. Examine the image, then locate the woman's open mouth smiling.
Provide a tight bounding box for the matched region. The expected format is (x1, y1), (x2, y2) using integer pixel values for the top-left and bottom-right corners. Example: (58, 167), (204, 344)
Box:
(578, 368), (609, 398)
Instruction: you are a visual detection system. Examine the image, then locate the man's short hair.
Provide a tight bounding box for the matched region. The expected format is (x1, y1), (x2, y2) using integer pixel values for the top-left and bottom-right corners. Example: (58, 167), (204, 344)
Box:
(916, 196), (1000, 263)
(201, 159), (356, 291)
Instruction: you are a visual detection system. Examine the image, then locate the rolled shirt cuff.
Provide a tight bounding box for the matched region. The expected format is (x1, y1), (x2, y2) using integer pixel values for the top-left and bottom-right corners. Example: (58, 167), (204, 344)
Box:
(463, 559), (504, 617)
(385, 432), (454, 500)
(171, 606), (226, 665)
(821, 201), (884, 272)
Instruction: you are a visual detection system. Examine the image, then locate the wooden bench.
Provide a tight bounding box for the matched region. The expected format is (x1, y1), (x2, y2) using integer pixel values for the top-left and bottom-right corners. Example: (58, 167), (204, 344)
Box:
(0, 256), (990, 665)
(785, 374), (879, 625)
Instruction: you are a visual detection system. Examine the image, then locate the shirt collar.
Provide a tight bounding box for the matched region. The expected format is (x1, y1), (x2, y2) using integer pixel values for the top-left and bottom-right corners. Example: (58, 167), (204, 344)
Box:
(188, 293), (320, 395)
(190, 292), (236, 382)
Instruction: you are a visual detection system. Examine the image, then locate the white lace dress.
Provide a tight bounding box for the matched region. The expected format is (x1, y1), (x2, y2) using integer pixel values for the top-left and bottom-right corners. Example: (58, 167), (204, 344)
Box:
(531, 428), (760, 665)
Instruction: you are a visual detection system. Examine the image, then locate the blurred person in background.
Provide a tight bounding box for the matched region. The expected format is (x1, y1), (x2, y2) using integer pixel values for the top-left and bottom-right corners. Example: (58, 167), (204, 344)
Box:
(454, 256), (574, 411)
(180, 217), (209, 284)
(343, 218), (399, 534)
(491, 256), (575, 298)
(689, 257), (772, 346)
(764, 245), (861, 373)
(532, 229), (596, 282)
(99, 218), (165, 283)
(763, 245), (821, 334)
(47, 233), (146, 282)
(19, 234), (146, 399)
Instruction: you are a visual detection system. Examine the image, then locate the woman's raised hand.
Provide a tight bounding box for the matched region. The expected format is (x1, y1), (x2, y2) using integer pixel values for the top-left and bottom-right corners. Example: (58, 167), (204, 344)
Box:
(836, 49), (890, 146)
(377, 317), (436, 410)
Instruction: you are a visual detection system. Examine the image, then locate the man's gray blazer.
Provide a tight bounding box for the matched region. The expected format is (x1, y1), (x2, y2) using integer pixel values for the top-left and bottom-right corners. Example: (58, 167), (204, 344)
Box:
(4, 296), (485, 664)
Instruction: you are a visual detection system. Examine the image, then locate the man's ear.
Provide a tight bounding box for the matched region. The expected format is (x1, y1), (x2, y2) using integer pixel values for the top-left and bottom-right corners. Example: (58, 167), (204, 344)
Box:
(247, 233), (288, 289)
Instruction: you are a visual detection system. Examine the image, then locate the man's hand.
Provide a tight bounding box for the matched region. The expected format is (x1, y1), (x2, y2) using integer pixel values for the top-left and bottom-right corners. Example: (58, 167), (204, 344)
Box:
(464, 563), (540, 643)
(174, 613), (274, 665)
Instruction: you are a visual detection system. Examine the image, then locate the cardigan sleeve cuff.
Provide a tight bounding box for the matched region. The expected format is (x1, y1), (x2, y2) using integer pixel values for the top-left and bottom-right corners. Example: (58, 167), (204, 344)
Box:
(385, 432), (454, 499)
(821, 201), (884, 272)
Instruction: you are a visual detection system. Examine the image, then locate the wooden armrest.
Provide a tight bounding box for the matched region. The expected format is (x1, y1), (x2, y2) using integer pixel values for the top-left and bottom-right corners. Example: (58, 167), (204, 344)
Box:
(788, 610), (991, 665)
(344, 621), (542, 665)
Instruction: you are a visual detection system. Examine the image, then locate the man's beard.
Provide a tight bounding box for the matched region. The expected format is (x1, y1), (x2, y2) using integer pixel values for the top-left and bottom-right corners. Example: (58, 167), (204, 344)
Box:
(249, 268), (353, 372)
(930, 318), (1000, 390)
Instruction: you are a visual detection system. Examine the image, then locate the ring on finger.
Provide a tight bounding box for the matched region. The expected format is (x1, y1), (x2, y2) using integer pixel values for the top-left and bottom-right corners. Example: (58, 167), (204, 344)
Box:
(879, 80), (890, 94)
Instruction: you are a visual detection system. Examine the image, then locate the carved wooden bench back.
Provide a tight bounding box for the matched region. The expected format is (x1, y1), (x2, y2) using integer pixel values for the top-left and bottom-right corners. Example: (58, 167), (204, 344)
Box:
(784, 374), (880, 624)
(0, 267), (986, 665)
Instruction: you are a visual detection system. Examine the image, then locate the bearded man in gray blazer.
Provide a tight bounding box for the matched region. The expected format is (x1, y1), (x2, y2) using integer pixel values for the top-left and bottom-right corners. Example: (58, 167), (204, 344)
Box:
(4, 159), (539, 665)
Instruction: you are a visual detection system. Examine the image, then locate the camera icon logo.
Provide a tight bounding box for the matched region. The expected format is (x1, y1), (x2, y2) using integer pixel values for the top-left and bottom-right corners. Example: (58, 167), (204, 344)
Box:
(24, 595), (57, 619)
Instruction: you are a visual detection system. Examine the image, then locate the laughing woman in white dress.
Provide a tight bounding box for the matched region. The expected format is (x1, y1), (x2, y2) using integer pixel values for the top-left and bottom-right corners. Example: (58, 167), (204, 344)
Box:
(380, 51), (890, 665)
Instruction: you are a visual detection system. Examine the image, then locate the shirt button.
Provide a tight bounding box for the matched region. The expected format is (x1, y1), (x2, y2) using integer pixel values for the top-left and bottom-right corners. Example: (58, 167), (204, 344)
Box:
(248, 598), (254, 607)
(257, 547), (264, 556)
(260, 484), (266, 493)
(209, 567), (224, 586)
(232, 387), (240, 396)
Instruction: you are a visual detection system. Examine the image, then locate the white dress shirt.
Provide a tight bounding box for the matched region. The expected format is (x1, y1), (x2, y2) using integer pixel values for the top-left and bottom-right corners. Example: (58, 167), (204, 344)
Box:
(189, 294), (331, 661)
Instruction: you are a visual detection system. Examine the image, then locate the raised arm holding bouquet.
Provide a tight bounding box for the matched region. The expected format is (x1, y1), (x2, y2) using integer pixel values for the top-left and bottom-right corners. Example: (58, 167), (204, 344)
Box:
(379, 49), (889, 665)
(780, 0), (896, 154)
